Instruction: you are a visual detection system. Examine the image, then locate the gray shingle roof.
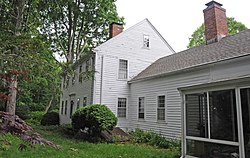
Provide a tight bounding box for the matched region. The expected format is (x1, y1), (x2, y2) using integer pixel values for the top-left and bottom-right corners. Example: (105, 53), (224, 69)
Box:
(130, 29), (250, 82)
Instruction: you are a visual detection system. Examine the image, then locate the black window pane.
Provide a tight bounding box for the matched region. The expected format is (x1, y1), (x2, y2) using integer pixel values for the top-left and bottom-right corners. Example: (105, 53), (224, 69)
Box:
(209, 89), (238, 142)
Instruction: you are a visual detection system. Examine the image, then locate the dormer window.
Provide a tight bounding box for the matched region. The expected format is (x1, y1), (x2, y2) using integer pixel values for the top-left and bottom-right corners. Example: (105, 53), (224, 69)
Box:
(143, 35), (150, 48)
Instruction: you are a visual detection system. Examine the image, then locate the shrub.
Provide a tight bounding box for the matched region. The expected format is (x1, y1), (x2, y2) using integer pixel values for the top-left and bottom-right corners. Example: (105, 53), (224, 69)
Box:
(72, 104), (117, 137)
(27, 111), (45, 125)
(41, 111), (59, 126)
(131, 128), (180, 149)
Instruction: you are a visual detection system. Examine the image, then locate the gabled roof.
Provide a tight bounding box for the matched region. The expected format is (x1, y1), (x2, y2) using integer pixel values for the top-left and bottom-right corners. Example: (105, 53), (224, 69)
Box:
(130, 29), (250, 82)
(93, 18), (175, 53)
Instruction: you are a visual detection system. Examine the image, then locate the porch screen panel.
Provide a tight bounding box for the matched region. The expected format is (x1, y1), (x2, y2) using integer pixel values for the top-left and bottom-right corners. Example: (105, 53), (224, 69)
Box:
(209, 89), (238, 142)
(240, 88), (250, 158)
(186, 93), (208, 138)
(186, 139), (239, 157)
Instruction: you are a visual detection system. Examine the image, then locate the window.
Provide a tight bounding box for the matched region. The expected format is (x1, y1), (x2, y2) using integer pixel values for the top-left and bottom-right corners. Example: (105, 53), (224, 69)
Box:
(65, 100), (68, 115)
(157, 95), (165, 121)
(61, 101), (64, 115)
(185, 89), (238, 157)
(118, 98), (127, 118)
(79, 66), (82, 83)
(118, 59), (128, 79)
(143, 35), (149, 48)
(70, 100), (74, 118)
(76, 98), (80, 109)
(138, 97), (145, 119)
(83, 97), (87, 106)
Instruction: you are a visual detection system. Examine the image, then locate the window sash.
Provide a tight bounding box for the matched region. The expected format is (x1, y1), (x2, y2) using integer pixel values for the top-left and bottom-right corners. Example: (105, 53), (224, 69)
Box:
(143, 35), (149, 48)
(83, 97), (87, 106)
(65, 100), (68, 115)
(138, 97), (145, 119)
(118, 59), (128, 79)
(61, 101), (64, 115)
(76, 98), (80, 109)
(157, 108), (165, 120)
(118, 98), (127, 117)
(157, 96), (165, 120)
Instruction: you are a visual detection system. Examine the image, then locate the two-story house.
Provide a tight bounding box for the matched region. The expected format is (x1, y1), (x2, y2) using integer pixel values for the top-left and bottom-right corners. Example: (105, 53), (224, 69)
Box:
(60, 1), (250, 157)
(60, 19), (175, 129)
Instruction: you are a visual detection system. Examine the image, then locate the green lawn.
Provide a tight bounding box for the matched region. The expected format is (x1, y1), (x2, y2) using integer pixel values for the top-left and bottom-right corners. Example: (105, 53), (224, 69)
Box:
(0, 126), (179, 158)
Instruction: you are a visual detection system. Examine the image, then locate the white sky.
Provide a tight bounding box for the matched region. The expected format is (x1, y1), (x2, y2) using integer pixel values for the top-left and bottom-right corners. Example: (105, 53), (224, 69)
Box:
(115, 0), (250, 53)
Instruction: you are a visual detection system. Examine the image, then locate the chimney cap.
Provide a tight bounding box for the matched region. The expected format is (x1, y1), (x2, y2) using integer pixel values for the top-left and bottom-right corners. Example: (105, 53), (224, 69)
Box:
(205, 1), (223, 7)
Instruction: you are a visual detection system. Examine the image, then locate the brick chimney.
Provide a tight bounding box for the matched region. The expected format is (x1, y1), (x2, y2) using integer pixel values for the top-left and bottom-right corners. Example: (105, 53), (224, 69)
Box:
(203, 1), (228, 44)
(110, 22), (123, 38)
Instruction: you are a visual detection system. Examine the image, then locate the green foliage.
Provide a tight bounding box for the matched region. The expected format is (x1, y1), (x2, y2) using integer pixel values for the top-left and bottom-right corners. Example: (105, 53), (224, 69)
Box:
(131, 129), (181, 150)
(27, 111), (46, 125)
(15, 104), (30, 120)
(72, 104), (117, 136)
(39, 0), (124, 62)
(41, 112), (59, 126)
(0, 126), (178, 158)
(188, 17), (248, 48)
(0, 0), (61, 115)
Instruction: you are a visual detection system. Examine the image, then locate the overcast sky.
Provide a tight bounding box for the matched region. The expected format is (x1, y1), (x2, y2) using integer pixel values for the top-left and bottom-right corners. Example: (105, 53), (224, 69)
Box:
(115, 0), (250, 53)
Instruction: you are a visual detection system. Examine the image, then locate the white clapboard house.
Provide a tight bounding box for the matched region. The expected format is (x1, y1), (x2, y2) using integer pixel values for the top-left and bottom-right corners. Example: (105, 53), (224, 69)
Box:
(60, 1), (250, 157)
(59, 19), (175, 128)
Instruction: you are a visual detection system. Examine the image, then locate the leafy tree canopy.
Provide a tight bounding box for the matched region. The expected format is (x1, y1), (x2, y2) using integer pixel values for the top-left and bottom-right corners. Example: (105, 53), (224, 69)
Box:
(187, 17), (248, 48)
(39, 0), (124, 63)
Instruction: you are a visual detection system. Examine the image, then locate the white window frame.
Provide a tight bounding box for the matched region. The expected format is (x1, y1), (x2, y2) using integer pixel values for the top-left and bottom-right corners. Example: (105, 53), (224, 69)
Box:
(157, 95), (166, 121)
(182, 86), (247, 158)
(118, 59), (128, 80)
(138, 97), (145, 119)
(143, 34), (150, 48)
(117, 98), (127, 118)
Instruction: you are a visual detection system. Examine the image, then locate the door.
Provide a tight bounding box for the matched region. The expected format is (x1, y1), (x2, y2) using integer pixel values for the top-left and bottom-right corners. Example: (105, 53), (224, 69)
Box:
(240, 88), (250, 158)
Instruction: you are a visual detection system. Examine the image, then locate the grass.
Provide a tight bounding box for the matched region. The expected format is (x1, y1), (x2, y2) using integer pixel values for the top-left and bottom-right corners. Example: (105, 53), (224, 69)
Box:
(0, 126), (180, 158)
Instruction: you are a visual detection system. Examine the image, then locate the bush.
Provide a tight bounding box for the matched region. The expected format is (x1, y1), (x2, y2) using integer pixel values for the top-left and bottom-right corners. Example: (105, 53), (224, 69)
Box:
(131, 129), (180, 149)
(41, 111), (59, 126)
(27, 111), (45, 125)
(72, 104), (117, 137)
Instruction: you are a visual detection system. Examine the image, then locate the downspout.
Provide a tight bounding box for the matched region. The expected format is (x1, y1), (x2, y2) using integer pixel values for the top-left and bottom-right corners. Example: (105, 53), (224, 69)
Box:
(100, 55), (104, 104)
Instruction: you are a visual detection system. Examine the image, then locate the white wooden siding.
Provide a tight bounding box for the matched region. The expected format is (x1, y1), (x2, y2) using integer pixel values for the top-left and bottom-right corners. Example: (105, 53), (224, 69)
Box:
(60, 59), (94, 124)
(92, 19), (174, 130)
(129, 55), (250, 138)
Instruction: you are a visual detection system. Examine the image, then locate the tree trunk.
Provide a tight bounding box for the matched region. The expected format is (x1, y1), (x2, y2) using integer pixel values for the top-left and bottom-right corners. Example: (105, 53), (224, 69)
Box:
(45, 96), (54, 113)
(6, 77), (17, 115)
(5, 0), (26, 115)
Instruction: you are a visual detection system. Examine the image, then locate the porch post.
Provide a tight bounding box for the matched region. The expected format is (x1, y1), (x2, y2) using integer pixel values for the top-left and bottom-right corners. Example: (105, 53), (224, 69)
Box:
(236, 88), (245, 158)
(180, 91), (186, 157)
